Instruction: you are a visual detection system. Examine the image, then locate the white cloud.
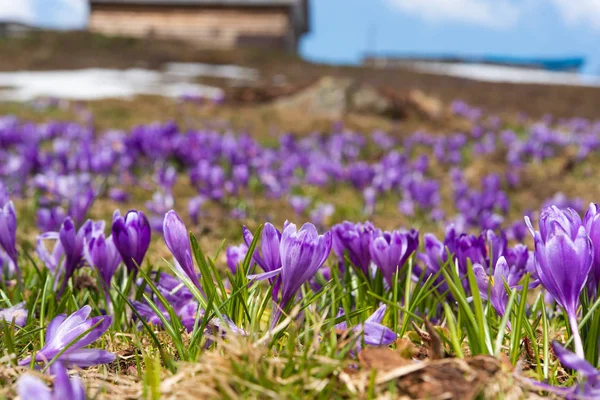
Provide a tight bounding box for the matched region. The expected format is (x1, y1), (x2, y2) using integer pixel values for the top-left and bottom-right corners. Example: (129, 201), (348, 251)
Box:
(552, 0), (600, 29)
(0, 0), (35, 23)
(385, 0), (521, 29)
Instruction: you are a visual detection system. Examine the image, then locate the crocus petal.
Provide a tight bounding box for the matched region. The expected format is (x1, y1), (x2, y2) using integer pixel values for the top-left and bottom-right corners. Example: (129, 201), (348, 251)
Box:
(365, 304), (387, 324)
(248, 268), (282, 281)
(16, 374), (52, 400)
(362, 322), (396, 346)
(59, 349), (116, 367)
(261, 223), (282, 272)
(50, 362), (74, 400)
(242, 225), (265, 269)
(70, 375), (87, 400)
(54, 305), (92, 337)
(0, 301), (28, 327)
(45, 314), (67, 344)
(472, 263), (490, 301)
(62, 315), (112, 349)
(163, 210), (200, 289)
(552, 342), (600, 378)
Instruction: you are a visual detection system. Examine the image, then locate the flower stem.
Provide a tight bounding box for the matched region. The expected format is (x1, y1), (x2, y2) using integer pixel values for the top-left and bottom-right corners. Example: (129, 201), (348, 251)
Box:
(568, 313), (585, 359)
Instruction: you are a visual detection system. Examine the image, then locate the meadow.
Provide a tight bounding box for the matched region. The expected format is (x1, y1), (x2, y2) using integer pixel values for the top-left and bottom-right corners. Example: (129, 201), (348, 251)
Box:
(2, 88), (600, 399)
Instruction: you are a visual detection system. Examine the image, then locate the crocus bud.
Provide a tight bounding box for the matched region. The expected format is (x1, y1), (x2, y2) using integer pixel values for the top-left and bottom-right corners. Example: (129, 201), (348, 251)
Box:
(163, 210), (200, 289)
(112, 210), (151, 275)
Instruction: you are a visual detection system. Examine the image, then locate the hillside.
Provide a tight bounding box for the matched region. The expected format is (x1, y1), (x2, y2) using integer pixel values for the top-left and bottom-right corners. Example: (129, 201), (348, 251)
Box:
(1, 31), (600, 119)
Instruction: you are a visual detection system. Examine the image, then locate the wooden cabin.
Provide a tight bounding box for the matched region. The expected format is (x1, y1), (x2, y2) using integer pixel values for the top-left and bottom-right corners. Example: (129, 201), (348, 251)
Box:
(88, 0), (309, 52)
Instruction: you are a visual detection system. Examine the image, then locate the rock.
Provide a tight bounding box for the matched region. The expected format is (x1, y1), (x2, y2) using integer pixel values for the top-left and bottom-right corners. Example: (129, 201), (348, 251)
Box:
(382, 88), (443, 120)
(274, 76), (353, 118)
(350, 82), (391, 115)
(407, 89), (443, 119)
(273, 76), (445, 121)
(274, 76), (393, 118)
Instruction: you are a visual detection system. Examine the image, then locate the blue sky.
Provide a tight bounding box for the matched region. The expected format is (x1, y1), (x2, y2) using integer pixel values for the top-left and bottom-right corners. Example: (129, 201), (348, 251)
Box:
(300, 0), (600, 73)
(2, 0), (600, 73)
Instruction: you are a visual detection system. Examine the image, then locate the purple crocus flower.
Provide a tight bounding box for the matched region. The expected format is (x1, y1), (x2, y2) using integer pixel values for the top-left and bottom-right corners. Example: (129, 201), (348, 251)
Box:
(226, 243), (250, 274)
(112, 210), (151, 275)
(525, 206), (593, 358)
(369, 229), (419, 286)
(398, 199), (415, 217)
(288, 195), (311, 215)
(19, 305), (114, 368)
(584, 203), (600, 297)
(230, 207), (247, 220)
(335, 304), (396, 353)
(331, 221), (375, 275)
(454, 232), (487, 277)
(108, 188), (129, 203)
(269, 223), (332, 326)
(0, 301), (28, 327)
(156, 165), (177, 189)
(57, 219), (105, 295)
(249, 222), (331, 326)
(17, 362), (86, 400)
(507, 220), (528, 242)
(163, 210), (200, 289)
(84, 232), (122, 304)
(0, 201), (19, 280)
(542, 193), (585, 215)
(473, 256), (521, 318)
(57, 218), (93, 295)
(309, 203), (335, 228)
(188, 196), (206, 226)
(279, 223), (332, 303)
(363, 187), (377, 216)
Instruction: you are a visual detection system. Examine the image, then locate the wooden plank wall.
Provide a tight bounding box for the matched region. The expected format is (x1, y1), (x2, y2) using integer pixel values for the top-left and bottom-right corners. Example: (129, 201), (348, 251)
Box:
(89, 5), (292, 50)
